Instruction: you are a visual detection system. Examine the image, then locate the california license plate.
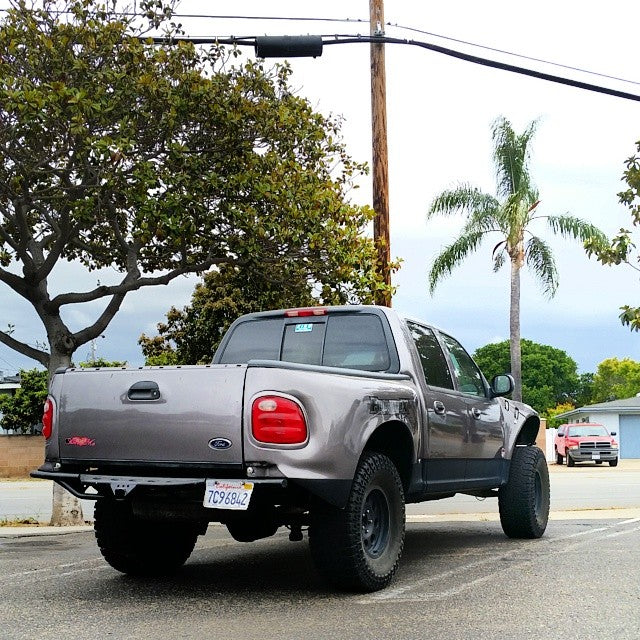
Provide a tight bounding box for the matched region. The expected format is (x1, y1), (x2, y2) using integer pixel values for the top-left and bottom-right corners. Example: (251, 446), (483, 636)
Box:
(204, 480), (254, 510)
(592, 452), (601, 460)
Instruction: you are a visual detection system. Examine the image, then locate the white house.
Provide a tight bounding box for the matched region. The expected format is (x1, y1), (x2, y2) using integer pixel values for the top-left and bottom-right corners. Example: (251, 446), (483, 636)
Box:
(554, 396), (640, 459)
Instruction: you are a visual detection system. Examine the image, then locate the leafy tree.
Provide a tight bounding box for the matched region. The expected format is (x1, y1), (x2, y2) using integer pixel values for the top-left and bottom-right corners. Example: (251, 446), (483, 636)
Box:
(78, 358), (127, 368)
(591, 357), (640, 402)
(0, 369), (48, 434)
(0, 0), (391, 526)
(472, 339), (581, 414)
(427, 117), (606, 401)
(0, 0), (390, 378)
(586, 144), (640, 330)
(545, 402), (577, 429)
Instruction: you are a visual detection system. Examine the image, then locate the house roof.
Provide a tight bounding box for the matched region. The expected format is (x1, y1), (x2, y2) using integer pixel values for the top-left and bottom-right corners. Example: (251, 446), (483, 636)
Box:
(555, 395), (640, 419)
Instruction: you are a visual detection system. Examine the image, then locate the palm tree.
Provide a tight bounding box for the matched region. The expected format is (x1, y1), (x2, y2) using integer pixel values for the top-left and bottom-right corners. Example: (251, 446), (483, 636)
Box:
(427, 116), (606, 402)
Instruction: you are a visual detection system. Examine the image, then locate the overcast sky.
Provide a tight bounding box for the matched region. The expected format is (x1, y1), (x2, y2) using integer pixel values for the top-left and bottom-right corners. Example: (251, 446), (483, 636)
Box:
(1, 0), (639, 377)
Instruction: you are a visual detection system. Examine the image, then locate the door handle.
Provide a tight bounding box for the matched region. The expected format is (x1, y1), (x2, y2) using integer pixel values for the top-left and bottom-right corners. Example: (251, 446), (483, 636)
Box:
(471, 407), (481, 419)
(127, 380), (160, 401)
(433, 400), (446, 415)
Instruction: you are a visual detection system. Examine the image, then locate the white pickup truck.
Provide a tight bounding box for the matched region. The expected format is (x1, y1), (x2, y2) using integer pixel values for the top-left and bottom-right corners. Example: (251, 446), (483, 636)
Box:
(33, 305), (549, 592)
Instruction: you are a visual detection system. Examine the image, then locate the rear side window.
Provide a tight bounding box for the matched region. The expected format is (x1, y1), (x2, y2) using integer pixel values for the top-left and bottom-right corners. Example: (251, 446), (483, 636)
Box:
(218, 318), (282, 363)
(408, 322), (454, 390)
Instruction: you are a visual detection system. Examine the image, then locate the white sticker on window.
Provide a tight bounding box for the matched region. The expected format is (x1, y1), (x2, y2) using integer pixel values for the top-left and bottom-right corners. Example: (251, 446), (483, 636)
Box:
(295, 323), (313, 333)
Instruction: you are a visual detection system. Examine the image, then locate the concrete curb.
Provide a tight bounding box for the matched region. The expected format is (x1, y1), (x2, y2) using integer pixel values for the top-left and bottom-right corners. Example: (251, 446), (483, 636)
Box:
(0, 525), (93, 538)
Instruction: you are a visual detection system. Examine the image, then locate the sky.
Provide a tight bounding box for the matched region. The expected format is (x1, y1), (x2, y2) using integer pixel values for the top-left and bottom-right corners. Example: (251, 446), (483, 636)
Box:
(1, 0), (640, 377)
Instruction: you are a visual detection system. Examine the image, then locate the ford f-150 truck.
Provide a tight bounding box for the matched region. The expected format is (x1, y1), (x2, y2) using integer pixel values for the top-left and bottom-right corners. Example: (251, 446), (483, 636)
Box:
(554, 422), (619, 467)
(33, 305), (550, 592)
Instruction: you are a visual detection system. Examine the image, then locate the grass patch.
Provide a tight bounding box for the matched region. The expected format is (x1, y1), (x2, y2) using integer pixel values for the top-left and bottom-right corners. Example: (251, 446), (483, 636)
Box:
(0, 516), (41, 527)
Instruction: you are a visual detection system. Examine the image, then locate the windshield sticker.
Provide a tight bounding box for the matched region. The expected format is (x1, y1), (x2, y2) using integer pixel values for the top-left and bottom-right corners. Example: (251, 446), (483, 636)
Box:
(295, 323), (313, 333)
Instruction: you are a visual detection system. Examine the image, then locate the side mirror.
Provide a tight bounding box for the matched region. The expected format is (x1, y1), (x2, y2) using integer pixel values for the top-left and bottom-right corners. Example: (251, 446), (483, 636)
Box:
(611, 432), (617, 436)
(491, 374), (514, 397)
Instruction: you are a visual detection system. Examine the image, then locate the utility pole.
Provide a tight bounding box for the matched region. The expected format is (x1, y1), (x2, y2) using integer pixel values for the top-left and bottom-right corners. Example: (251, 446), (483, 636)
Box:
(369, 0), (391, 307)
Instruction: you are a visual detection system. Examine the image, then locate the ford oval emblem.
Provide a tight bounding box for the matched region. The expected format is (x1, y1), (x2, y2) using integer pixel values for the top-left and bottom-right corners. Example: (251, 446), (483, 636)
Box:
(208, 437), (232, 451)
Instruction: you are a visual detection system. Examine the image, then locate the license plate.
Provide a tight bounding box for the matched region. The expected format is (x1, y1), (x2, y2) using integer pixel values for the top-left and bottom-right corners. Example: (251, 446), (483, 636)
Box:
(592, 452), (601, 460)
(203, 480), (254, 510)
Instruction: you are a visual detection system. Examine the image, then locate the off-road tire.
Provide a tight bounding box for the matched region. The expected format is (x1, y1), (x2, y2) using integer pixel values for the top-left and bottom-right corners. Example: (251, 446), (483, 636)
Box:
(609, 458), (619, 467)
(309, 451), (405, 592)
(499, 445), (550, 539)
(94, 499), (199, 576)
(566, 451), (575, 467)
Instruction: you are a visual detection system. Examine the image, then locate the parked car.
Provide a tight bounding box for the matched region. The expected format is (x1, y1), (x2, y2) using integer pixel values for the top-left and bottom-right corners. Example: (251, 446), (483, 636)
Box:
(554, 422), (618, 467)
(33, 305), (549, 592)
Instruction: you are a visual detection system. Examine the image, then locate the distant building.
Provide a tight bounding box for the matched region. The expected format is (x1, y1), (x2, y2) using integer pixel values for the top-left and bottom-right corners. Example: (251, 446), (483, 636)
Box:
(0, 371), (20, 397)
(554, 396), (640, 458)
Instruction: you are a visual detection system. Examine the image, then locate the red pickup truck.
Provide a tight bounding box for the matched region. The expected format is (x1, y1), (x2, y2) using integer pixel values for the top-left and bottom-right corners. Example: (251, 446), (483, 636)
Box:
(554, 423), (619, 467)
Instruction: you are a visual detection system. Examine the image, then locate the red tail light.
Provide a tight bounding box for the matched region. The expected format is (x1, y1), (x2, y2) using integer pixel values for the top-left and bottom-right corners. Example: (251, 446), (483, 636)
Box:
(251, 396), (307, 445)
(42, 397), (54, 439)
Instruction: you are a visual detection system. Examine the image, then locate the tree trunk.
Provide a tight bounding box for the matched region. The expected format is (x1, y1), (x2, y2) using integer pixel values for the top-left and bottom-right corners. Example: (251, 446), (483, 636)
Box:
(50, 482), (85, 526)
(48, 347), (85, 526)
(509, 255), (523, 402)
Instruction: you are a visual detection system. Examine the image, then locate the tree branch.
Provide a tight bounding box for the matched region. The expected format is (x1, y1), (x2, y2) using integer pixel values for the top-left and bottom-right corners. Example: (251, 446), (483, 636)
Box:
(48, 256), (230, 310)
(72, 292), (126, 346)
(0, 329), (49, 367)
(0, 267), (30, 299)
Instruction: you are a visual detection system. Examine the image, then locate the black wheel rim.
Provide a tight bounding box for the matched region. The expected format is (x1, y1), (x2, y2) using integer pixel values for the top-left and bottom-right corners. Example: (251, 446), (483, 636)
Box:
(361, 488), (390, 559)
(534, 470), (543, 521)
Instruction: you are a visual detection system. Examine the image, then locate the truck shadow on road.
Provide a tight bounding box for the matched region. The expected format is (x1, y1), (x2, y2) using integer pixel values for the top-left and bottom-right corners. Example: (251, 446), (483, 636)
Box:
(86, 521), (533, 601)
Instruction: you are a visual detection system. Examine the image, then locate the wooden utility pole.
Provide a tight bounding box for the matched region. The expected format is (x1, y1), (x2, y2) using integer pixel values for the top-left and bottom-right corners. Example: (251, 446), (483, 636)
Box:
(369, 0), (391, 306)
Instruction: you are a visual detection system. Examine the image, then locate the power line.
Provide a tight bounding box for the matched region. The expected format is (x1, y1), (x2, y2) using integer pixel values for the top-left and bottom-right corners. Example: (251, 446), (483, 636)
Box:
(386, 21), (640, 88)
(153, 34), (640, 103)
(1, 7), (638, 88)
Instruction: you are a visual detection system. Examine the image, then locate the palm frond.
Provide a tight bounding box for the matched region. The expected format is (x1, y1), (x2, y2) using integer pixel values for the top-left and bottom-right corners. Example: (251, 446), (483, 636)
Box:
(492, 240), (507, 272)
(491, 116), (538, 201)
(525, 235), (558, 298)
(546, 215), (608, 245)
(427, 184), (499, 220)
(428, 230), (486, 293)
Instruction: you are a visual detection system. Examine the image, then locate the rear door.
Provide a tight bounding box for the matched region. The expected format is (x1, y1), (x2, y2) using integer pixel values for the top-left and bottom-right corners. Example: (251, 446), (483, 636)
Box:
(407, 322), (468, 490)
(438, 332), (505, 486)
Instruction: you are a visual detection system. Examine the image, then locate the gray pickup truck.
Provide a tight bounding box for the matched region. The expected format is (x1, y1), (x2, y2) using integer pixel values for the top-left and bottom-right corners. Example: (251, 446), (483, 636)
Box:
(33, 305), (549, 592)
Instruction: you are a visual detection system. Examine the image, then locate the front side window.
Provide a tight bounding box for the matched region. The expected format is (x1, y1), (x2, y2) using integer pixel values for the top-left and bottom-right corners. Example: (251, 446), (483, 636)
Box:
(408, 322), (454, 390)
(440, 333), (487, 397)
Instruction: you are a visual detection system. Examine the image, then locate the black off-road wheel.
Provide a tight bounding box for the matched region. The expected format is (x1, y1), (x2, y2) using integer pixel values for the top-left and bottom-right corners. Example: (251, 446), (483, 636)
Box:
(499, 445), (550, 539)
(94, 499), (199, 576)
(309, 451), (405, 592)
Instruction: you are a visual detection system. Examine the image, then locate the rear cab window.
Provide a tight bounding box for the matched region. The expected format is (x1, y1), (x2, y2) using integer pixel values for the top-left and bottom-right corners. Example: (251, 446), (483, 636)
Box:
(216, 310), (399, 373)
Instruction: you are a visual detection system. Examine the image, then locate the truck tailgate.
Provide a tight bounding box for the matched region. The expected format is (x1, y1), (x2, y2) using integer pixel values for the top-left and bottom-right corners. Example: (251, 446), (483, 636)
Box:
(55, 365), (247, 467)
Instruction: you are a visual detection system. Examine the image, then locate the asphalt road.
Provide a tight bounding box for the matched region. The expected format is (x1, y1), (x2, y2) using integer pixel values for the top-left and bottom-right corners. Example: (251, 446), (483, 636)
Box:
(1, 516), (639, 640)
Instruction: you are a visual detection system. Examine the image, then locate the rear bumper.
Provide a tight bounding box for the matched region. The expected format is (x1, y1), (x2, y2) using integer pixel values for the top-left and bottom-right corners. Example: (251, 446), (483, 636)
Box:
(31, 469), (286, 500)
(31, 468), (351, 508)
